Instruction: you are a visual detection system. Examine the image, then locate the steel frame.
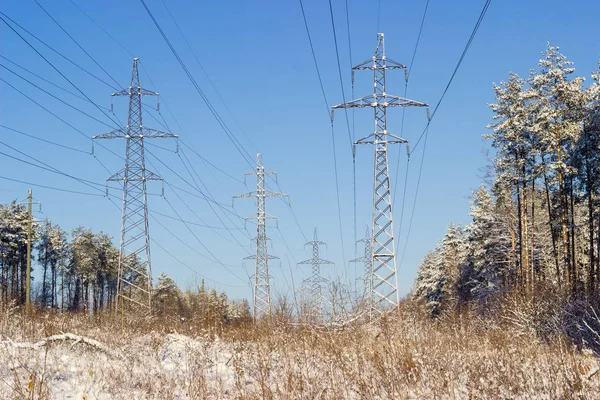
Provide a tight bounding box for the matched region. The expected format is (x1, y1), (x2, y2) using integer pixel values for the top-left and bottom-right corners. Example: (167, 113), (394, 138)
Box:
(333, 34), (428, 316)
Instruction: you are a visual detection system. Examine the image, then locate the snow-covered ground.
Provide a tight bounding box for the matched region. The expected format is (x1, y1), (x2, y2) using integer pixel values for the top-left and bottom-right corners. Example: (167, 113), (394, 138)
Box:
(1, 311), (600, 399)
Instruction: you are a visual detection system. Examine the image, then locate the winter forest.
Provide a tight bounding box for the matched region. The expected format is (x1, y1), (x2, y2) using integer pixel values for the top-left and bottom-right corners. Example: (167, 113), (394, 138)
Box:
(2, 0), (600, 398)
(0, 201), (251, 323)
(414, 44), (600, 318)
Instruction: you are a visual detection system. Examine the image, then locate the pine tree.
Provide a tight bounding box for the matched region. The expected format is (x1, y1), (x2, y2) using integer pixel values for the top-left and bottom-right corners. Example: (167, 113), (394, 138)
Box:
(413, 245), (445, 316)
(465, 186), (511, 300)
(153, 273), (180, 316)
(441, 223), (469, 306)
(529, 43), (586, 289)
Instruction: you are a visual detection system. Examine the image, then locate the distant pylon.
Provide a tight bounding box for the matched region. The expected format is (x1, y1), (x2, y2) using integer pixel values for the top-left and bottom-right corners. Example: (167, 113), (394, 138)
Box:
(332, 33), (428, 315)
(350, 225), (373, 311)
(298, 228), (334, 322)
(93, 58), (177, 312)
(234, 154), (288, 319)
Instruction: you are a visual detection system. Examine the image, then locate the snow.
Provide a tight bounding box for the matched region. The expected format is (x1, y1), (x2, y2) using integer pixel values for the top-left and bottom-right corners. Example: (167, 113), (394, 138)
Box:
(1, 321), (600, 399)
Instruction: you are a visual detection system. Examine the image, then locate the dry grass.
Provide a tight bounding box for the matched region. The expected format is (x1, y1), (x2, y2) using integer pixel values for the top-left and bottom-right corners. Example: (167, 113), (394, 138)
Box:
(0, 300), (599, 399)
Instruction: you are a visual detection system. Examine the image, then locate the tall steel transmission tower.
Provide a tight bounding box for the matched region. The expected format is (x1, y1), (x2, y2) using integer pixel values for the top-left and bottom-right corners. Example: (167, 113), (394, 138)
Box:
(332, 33), (428, 314)
(298, 228), (334, 322)
(350, 225), (373, 311)
(234, 154), (288, 318)
(94, 58), (177, 311)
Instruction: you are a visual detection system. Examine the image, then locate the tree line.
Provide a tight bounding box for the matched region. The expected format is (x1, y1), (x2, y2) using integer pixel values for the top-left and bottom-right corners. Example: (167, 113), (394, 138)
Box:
(414, 44), (600, 315)
(0, 201), (250, 324)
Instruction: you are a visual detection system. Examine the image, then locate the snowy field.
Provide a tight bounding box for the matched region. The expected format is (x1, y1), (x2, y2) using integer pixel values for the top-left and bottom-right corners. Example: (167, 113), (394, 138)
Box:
(1, 306), (599, 399)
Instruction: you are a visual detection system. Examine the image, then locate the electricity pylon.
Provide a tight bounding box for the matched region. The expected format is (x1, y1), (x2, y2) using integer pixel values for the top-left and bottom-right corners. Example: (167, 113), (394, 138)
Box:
(332, 33), (428, 315)
(234, 154), (288, 319)
(298, 228), (334, 322)
(93, 58), (177, 312)
(350, 225), (373, 312)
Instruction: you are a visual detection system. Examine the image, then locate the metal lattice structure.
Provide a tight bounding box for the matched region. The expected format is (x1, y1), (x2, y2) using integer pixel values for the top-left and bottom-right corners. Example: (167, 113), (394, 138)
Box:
(234, 154), (288, 318)
(350, 225), (373, 311)
(298, 228), (334, 322)
(333, 33), (428, 315)
(94, 58), (177, 312)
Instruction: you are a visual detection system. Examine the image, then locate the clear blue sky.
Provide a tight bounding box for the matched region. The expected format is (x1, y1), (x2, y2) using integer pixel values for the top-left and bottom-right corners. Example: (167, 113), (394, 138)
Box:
(1, 0), (599, 301)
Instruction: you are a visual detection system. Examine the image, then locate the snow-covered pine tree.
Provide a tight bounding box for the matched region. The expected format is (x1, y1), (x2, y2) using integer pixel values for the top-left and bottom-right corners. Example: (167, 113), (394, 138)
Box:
(413, 245), (445, 316)
(153, 273), (181, 316)
(465, 186), (511, 301)
(441, 223), (469, 307)
(529, 43), (586, 289)
(487, 72), (536, 290)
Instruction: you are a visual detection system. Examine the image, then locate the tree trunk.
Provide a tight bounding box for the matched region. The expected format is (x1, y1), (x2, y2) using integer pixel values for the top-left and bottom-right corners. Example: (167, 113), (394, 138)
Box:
(508, 197), (517, 286)
(585, 131), (596, 296)
(531, 171), (536, 296)
(542, 156), (561, 287)
(60, 266), (65, 311)
(556, 143), (571, 288)
(569, 177), (578, 292)
(41, 253), (48, 308)
(522, 161), (530, 293)
(516, 156), (524, 288)
(51, 262), (56, 309)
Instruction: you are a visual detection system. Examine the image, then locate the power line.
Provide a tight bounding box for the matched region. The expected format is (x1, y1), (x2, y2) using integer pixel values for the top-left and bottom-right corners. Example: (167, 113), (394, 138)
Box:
(162, 195), (248, 284)
(169, 152), (251, 248)
(400, 0), (492, 266)
(149, 210), (243, 269)
(157, 0), (256, 152)
(412, 0), (492, 152)
(0, 12), (117, 90)
(179, 140), (244, 184)
(150, 236), (247, 289)
(0, 136), (245, 266)
(1, 138), (245, 240)
(0, 142), (119, 193)
(0, 76), (123, 161)
(329, 123), (347, 268)
(344, 0), (353, 71)
(0, 135), (244, 290)
(394, 156), (411, 253)
(295, 0), (336, 246)
(327, 0), (354, 267)
(0, 68), (130, 199)
(264, 177), (307, 242)
(0, 63), (116, 129)
(41, 5), (219, 189)
(0, 55), (110, 109)
(59, 4), (255, 268)
(32, 0), (122, 89)
(150, 209), (243, 230)
(400, 125), (429, 265)
(64, 1), (280, 281)
(0, 13), (122, 128)
(0, 124), (89, 154)
(392, 0), (430, 251)
(297, 0), (330, 119)
(407, 0), (430, 79)
(138, 0), (254, 169)
(144, 146), (240, 213)
(345, 0), (357, 252)
(178, 146), (251, 238)
(144, 153), (250, 254)
(296, 0), (352, 262)
(0, 175), (104, 197)
(105, 188), (247, 288)
(327, 0), (353, 150)
(68, 0), (135, 58)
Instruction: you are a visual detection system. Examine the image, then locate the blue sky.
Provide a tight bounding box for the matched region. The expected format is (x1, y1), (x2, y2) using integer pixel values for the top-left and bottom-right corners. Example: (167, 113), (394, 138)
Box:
(1, 0), (599, 301)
